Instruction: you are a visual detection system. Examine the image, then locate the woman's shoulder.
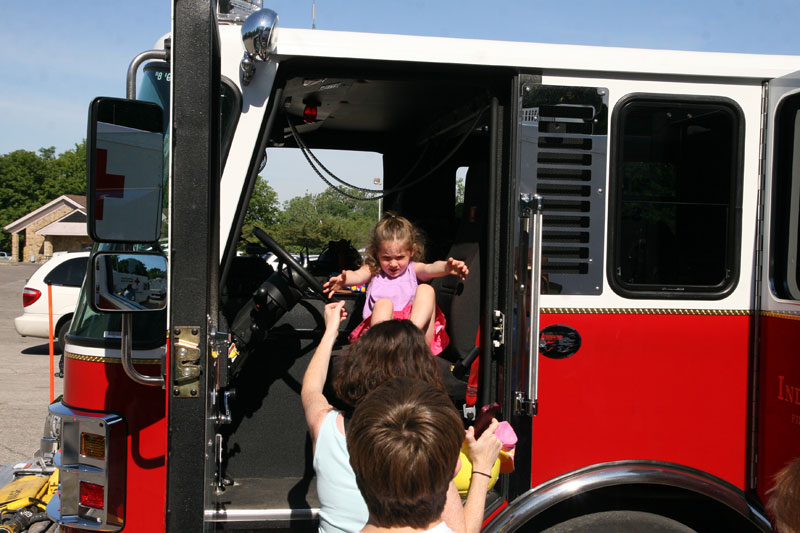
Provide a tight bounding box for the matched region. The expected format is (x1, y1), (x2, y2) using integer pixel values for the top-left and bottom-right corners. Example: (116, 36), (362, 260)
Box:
(320, 409), (347, 436)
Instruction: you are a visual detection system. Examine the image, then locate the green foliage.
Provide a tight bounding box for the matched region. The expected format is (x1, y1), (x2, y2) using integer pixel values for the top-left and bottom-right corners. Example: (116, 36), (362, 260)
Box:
(0, 142), (87, 251)
(148, 268), (166, 280)
(1, 141), (379, 258)
(242, 182), (378, 253)
(455, 175), (465, 218)
(244, 177), (280, 228)
(240, 177), (281, 245)
(118, 258), (148, 276)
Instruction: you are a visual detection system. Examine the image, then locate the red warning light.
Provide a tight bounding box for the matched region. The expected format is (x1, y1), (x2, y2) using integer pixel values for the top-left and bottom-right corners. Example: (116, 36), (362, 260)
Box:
(80, 481), (105, 509)
(303, 105), (318, 123)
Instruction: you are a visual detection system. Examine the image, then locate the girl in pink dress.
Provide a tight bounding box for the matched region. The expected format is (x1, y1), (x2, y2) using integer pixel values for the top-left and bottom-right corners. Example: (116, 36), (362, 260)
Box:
(323, 214), (468, 355)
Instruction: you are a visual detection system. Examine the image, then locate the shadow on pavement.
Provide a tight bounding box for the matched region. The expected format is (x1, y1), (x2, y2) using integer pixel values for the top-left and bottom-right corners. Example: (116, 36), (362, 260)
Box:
(21, 344), (63, 356)
(0, 464), (13, 488)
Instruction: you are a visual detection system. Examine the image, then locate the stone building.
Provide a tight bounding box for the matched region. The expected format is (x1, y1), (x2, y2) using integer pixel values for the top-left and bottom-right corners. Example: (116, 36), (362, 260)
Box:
(3, 195), (92, 263)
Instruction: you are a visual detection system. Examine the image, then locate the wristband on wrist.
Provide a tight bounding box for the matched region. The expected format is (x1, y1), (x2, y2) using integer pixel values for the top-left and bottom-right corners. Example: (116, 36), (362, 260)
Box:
(471, 470), (491, 479)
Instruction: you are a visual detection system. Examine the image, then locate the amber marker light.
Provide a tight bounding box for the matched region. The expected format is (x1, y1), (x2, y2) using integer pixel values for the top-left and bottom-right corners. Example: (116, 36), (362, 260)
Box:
(80, 432), (106, 460)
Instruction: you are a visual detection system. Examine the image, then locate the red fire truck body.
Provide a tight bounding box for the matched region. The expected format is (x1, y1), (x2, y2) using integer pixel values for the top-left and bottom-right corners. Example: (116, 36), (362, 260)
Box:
(45, 2), (800, 532)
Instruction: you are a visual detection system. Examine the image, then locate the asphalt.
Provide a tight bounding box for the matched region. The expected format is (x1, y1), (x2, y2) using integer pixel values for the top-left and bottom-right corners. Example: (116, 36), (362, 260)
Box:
(0, 262), (64, 467)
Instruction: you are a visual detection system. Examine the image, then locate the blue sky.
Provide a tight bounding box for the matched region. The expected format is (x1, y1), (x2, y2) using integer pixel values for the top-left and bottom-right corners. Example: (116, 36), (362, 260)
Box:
(2, 1), (799, 199)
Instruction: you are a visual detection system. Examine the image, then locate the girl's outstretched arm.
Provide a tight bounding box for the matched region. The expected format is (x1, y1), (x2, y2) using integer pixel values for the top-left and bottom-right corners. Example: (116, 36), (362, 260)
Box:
(415, 257), (469, 282)
(323, 264), (373, 298)
(301, 301), (347, 446)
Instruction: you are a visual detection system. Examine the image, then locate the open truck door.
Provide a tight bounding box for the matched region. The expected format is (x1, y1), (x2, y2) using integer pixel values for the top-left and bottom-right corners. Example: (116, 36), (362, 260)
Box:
(756, 69), (800, 502)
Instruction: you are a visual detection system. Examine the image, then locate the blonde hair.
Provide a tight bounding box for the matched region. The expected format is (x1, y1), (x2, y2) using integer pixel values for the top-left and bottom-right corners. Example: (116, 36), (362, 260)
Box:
(365, 213), (425, 273)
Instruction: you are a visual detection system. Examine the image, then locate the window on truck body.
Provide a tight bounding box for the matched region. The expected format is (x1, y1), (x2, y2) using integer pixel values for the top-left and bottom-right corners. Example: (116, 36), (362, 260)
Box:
(609, 95), (744, 299)
(770, 91), (800, 301)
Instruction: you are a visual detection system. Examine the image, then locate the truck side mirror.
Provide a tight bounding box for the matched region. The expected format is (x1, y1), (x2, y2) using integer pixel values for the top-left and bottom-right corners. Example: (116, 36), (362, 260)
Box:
(87, 97), (165, 243)
(89, 252), (167, 312)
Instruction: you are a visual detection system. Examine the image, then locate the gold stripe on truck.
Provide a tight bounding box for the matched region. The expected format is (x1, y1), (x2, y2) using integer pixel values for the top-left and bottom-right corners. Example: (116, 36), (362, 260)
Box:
(761, 310), (800, 321)
(65, 352), (161, 365)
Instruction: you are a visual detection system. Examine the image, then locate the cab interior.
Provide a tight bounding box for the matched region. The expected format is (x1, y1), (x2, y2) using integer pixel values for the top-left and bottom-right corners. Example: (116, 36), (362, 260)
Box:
(214, 58), (513, 528)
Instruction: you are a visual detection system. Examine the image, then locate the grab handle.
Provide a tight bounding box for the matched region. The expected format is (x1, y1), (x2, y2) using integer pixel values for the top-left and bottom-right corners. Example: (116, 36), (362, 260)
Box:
(515, 193), (543, 416)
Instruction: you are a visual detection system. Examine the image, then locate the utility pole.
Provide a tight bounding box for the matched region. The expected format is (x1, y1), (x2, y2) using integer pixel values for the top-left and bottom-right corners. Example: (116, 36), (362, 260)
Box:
(374, 178), (382, 221)
(312, 0), (316, 29)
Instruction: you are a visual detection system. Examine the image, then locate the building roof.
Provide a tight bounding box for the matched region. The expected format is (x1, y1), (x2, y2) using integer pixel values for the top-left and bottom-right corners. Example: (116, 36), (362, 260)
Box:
(3, 194), (87, 234)
(36, 210), (87, 236)
(65, 194), (87, 209)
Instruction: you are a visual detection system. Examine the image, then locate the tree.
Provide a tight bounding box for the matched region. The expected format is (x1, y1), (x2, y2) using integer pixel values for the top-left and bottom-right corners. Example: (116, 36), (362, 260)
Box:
(455, 175), (465, 218)
(0, 143), (87, 251)
(48, 142), (87, 199)
(239, 177), (280, 249)
(269, 187), (378, 253)
(38, 147), (56, 160)
(244, 177), (280, 228)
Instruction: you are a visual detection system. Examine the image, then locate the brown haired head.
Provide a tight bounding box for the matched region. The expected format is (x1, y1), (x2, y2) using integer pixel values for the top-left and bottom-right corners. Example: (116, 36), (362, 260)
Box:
(768, 458), (800, 533)
(333, 319), (444, 407)
(347, 377), (463, 529)
(365, 212), (425, 273)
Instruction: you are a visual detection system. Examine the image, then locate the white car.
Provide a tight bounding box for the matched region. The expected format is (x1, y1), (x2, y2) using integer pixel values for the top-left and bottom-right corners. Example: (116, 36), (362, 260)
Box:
(14, 251), (90, 351)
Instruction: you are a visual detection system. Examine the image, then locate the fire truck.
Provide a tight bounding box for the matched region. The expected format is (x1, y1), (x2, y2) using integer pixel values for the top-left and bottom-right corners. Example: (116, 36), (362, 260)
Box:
(44, 1), (800, 531)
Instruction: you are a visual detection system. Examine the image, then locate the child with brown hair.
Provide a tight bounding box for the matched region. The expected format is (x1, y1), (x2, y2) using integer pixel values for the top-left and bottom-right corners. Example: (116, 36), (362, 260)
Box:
(323, 213), (468, 355)
(768, 458), (800, 533)
(347, 377), (501, 533)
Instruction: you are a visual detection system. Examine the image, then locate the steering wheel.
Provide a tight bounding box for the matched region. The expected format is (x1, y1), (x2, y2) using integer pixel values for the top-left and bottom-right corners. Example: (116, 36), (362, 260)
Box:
(253, 227), (326, 297)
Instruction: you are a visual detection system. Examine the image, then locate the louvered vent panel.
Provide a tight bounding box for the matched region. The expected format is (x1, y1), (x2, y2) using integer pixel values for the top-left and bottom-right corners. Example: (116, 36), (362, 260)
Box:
(519, 102), (607, 295)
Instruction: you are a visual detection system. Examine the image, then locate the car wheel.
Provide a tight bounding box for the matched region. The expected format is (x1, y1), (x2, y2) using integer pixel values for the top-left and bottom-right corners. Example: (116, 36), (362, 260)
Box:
(57, 318), (72, 354)
(540, 511), (697, 533)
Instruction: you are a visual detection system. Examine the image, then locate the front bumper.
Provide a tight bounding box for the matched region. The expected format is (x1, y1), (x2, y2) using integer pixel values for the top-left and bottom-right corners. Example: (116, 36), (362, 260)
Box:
(14, 313), (49, 338)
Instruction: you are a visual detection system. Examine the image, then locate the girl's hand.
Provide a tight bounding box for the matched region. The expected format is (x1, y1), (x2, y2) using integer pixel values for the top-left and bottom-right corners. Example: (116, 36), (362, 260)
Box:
(323, 301), (347, 333)
(323, 270), (347, 298)
(447, 258), (469, 280)
(465, 418), (502, 474)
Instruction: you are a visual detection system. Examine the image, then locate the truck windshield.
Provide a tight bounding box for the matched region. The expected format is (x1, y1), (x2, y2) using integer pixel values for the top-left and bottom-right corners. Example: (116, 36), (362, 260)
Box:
(140, 61), (240, 164)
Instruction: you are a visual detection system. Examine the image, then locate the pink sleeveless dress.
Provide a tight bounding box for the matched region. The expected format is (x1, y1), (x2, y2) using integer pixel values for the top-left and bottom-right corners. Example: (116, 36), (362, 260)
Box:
(348, 261), (449, 355)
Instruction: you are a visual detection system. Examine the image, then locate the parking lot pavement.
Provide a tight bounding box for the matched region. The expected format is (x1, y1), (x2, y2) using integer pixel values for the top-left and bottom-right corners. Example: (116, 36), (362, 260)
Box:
(0, 262), (64, 465)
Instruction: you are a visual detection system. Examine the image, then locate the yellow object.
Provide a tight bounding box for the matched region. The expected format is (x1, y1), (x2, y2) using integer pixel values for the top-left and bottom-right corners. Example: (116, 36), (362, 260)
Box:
(453, 442), (502, 497)
(41, 469), (59, 505)
(0, 469), (58, 515)
(498, 449), (515, 474)
(0, 474), (49, 512)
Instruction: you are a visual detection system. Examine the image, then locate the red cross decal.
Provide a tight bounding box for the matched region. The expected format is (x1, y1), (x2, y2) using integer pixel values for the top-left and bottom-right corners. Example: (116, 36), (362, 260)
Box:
(95, 148), (125, 220)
